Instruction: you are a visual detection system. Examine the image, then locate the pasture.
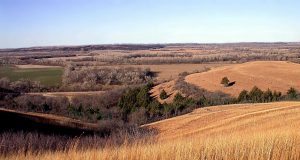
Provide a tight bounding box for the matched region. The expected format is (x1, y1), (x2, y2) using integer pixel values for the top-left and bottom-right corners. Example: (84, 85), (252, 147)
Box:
(0, 66), (63, 86)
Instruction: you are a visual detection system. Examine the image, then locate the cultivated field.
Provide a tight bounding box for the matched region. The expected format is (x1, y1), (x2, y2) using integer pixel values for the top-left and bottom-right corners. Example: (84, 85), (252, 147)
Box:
(0, 66), (63, 86)
(4, 101), (300, 160)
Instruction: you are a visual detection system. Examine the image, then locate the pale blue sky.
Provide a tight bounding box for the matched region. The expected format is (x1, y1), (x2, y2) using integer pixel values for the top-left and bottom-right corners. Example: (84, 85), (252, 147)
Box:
(0, 0), (299, 48)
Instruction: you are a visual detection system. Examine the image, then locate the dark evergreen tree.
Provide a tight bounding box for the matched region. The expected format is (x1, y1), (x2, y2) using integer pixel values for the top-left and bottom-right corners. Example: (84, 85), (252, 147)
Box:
(263, 88), (273, 102)
(238, 90), (249, 102)
(249, 86), (264, 102)
(287, 87), (298, 99)
(159, 89), (168, 100)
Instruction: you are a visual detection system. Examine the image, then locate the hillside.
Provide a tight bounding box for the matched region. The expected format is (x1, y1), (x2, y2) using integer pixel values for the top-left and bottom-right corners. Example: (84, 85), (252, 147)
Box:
(152, 61), (300, 102)
(0, 108), (99, 135)
(143, 101), (300, 140)
(8, 101), (300, 160)
(186, 61), (300, 96)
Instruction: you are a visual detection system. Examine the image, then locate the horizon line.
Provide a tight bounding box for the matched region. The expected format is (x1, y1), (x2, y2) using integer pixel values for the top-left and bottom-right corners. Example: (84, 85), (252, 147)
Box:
(1, 41), (300, 50)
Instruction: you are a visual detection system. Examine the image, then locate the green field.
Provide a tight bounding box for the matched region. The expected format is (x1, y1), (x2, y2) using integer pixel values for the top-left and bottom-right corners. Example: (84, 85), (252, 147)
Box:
(0, 66), (63, 86)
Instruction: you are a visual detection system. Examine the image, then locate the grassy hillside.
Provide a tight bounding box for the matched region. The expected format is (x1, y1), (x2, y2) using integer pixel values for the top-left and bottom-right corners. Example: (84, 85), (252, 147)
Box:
(0, 66), (63, 86)
(144, 101), (300, 140)
(152, 61), (300, 102)
(3, 101), (300, 159)
(185, 61), (300, 96)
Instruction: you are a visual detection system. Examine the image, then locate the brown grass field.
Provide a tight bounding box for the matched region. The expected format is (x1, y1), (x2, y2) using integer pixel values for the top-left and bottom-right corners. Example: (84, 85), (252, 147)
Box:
(27, 91), (105, 101)
(3, 101), (300, 160)
(143, 101), (300, 140)
(152, 61), (300, 102)
(185, 61), (300, 97)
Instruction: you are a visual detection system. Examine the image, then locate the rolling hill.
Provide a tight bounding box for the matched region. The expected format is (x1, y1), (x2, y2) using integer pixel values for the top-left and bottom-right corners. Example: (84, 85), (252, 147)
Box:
(151, 61), (300, 102)
(10, 101), (300, 159)
(186, 61), (300, 96)
(144, 101), (300, 140)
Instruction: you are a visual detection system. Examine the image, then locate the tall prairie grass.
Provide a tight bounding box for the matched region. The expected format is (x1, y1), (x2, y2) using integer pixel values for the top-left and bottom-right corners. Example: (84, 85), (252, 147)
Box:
(2, 131), (299, 160)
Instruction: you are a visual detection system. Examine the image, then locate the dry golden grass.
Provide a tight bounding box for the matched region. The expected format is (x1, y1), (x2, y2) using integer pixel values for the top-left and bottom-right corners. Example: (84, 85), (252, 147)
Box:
(3, 101), (300, 160)
(5, 132), (300, 160)
(185, 61), (300, 97)
(27, 91), (105, 101)
(144, 101), (300, 140)
(152, 61), (300, 102)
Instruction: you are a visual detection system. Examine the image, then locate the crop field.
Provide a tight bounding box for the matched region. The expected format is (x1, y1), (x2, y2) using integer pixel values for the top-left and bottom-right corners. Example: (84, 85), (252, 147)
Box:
(0, 66), (63, 86)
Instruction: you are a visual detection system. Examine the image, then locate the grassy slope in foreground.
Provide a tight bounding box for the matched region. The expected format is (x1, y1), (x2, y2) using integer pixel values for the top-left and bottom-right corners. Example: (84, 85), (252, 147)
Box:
(0, 66), (63, 86)
(144, 101), (300, 140)
(4, 101), (300, 160)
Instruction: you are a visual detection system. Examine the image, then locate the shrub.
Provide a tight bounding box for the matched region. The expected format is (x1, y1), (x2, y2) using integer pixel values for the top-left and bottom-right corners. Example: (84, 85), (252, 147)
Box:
(287, 87), (298, 99)
(220, 77), (230, 87)
(159, 90), (168, 100)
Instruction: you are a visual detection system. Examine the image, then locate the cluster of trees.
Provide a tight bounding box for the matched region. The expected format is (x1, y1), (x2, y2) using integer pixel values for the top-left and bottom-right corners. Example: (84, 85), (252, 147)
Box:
(117, 84), (197, 124)
(237, 86), (299, 103)
(62, 64), (154, 90)
(0, 77), (46, 93)
(118, 82), (238, 124)
(93, 51), (300, 65)
(1, 88), (126, 123)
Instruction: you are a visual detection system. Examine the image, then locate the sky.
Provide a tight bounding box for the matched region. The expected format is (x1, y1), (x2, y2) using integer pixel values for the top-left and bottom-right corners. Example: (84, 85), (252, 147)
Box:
(0, 0), (300, 48)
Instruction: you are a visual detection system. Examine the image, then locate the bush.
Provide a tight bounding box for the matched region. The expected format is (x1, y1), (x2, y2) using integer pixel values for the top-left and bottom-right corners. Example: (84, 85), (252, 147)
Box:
(287, 87), (298, 99)
(220, 77), (230, 87)
(159, 90), (168, 100)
